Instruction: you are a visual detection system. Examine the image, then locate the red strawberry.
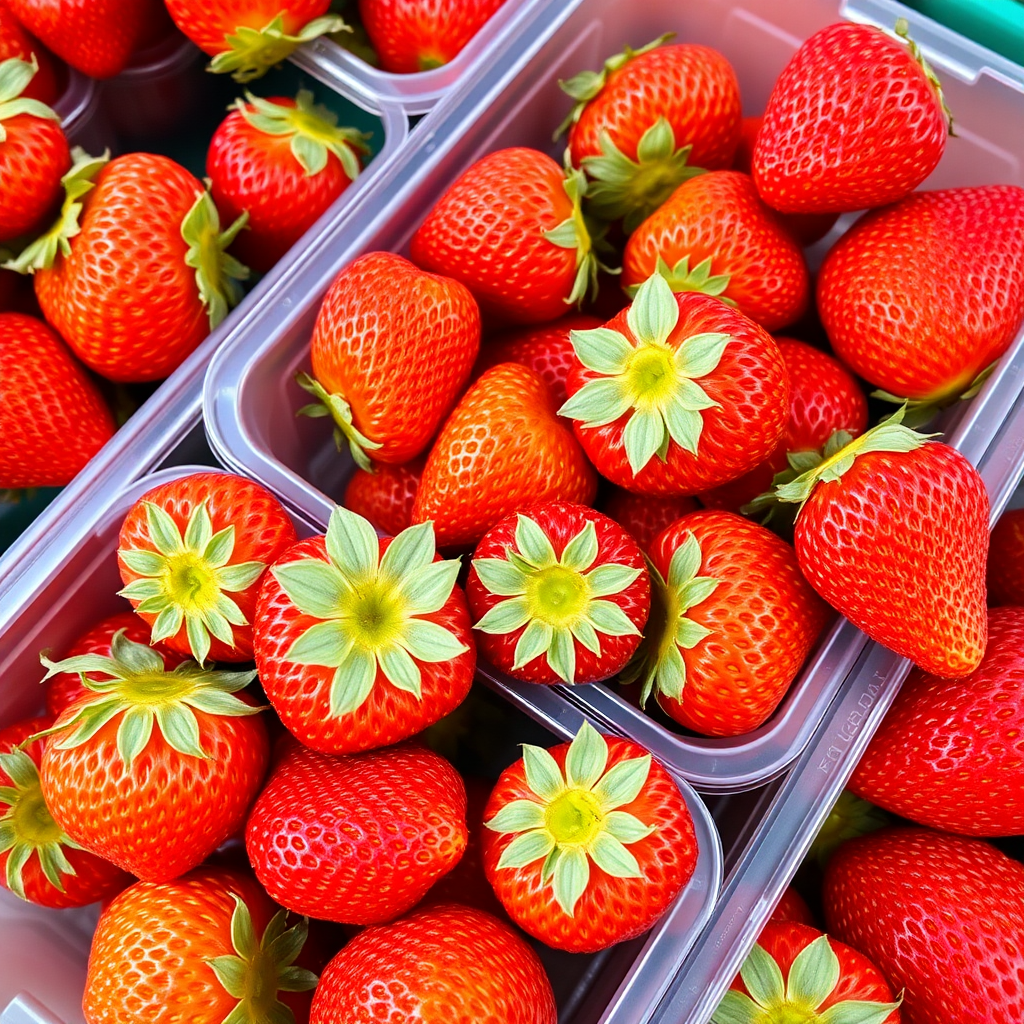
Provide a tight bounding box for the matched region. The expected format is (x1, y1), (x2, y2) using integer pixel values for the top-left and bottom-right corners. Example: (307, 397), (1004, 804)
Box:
(310, 903), (556, 1023)
(117, 471), (297, 665)
(409, 148), (602, 325)
(253, 507), (475, 754)
(245, 740), (467, 925)
(817, 185), (1024, 405)
(850, 606), (1024, 836)
(0, 2), (58, 103)
(467, 502), (649, 685)
(481, 721), (697, 953)
(600, 487), (699, 555)
(767, 886), (815, 929)
(621, 171), (810, 332)
(0, 311), (115, 489)
(358, 0), (506, 73)
(626, 510), (829, 736)
(560, 274), (788, 495)
(753, 20), (951, 214)
(207, 90), (371, 274)
(342, 455), (423, 537)
(988, 507), (1024, 606)
(560, 36), (741, 230)
(0, 715), (130, 908)
(411, 362), (598, 549)
(300, 251), (480, 471)
(824, 828), (1024, 1024)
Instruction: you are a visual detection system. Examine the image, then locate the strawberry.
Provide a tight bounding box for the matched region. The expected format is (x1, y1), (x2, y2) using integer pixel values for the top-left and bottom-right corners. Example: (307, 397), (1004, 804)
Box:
(620, 171), (810, 332)
(298, 251), (480, 471)
(0, 311), (115, 489)
(358, 0), (507, 73)
(988, 508), (1024, 606)
(752, 20), (951, 214)
(207, 90), (371, 274)
(624, 510), (829, 736)
(0, 56), (69, 243)
(714, 921), (901, 1024)
(467, 502), (649, 685)
(23, 152), (249, 383)
(0, 2), (58, 103)
(767, 886), (815, 929)
(559, 36), (741, 231)
(0, 715), (130, 908)
(164, 0), (346, 82)
(560, 273), (789, 495)
(117, 471), (297, 666)
(342, 455), (423, 537)
(600, 487), (699, 555)
(411, 362), (598, 549)
(253, 507), (474, 754)
(769, 408), (989, 678)
(245, 740), (467, 925)
(850, 606), (1024, 837)
(817, 185), (1024, 406)
(409, 148), (603, 325)
(824, 828), (1024, 1024)
(83, 867), (319, 1024)
(310, 903), (556, 1023)
(481, 721), (697, 953)
(37, 629), (269, 881)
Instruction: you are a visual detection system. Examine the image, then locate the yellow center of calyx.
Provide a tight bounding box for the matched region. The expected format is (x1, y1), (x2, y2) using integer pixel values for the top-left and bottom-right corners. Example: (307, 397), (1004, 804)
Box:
(341, 581), (406, 650)
(11, 785), (62, 847)
(625, 344), (678, 408)
(525, 565), (590, 628)
(544, 788), (605, 847)
(163, 551), (220, 611)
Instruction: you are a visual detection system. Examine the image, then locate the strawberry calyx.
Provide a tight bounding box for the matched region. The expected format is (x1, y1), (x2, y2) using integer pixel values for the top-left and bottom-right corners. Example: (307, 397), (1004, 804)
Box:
(270, 507), (468, 718)
(559, 272), (733, 475)
(892, 17), (955, 136)
(0, 56), (59, 140)
(625, 255), (734, 304)
(871, 361), (997, 429)
(295, 372), (383, 472)
(236, 89), (371, 181)
(181, 191), (250, 331)
(485, 722), (655, 917)
(712, 935), (902, 1024)
(206, 894), (318, 1024)
(118, 499), (266, 665)
(209, 14), (351, 84)
(808, 791), (889, 870)
(472, 513), (642, 684)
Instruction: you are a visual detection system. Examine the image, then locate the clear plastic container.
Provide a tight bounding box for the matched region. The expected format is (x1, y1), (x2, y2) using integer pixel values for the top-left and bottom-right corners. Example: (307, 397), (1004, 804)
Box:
(53, 69), (114, 155)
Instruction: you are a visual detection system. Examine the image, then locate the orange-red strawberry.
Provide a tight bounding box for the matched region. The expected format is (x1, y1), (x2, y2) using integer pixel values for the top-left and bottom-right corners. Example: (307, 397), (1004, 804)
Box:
(626, 510), (829, 737)
(988, 508), (1024, 606)
(560, 274), (788, 495)
(409, 148), (602, 324)
(117, 471), (297, 665)
(818, 185), (1024, 406)
(560, 36), (741, 231)
(600, 487), (699, 555)
(467, 502), (649, 685)
(310, 903), (556, 1023)
(481, 722), (697, 953)
(253, 507), (474, 754)
(621, 171), (810, 332)
(342, 455), (423, 537)
(411, 362), (598, 549)
(0, 1), (59, 104)
(300, 250), (480, 471)
(767, 886), (815, 929)
(753, 20), (951, 214)
(245, 740), (467, 925)
(0, 311), (115, 489)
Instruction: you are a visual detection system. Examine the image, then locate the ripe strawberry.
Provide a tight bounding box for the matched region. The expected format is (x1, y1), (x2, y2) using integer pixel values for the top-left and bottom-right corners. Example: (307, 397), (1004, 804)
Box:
(0, 2), (58, 103)
(246, 740), (467, 925)
(482, 721), (697, 953)
(600, 487), (699, 555)
(28, 152), (249, 383)
(118, 471), (297, 666)
(714, 921), (901, 1024)
(467, 502), (649, 685)
(560, 273), (788, 495)
(0, 312), (115, 489)
(411, 362), (598, 549)
(625, 510), (829, 736)
(409, 148), (603, 324)
(753, 20), (951, 214)
(358, 0), (507, 73)
(824, 828), (1024, 1024)
(38, 629), (269, 881)
(253, 507), (474, 754)
(1, 715), (130, 908)
(299, 251), (480, 471)
(207, 90), (371, 274)
(770, 409), (989, 677)
(988, 507), (1024, 606)
(559, 36), (741, 231)
(342, 455), (423, 537)
(767, 886), (815, 929)
(83, 867), (319, 1024)
(310, 903), (556, 1023)
(850, 606), (1024, 836)
(621, 171), (810, 332)
(817, 185), (1024, 405)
